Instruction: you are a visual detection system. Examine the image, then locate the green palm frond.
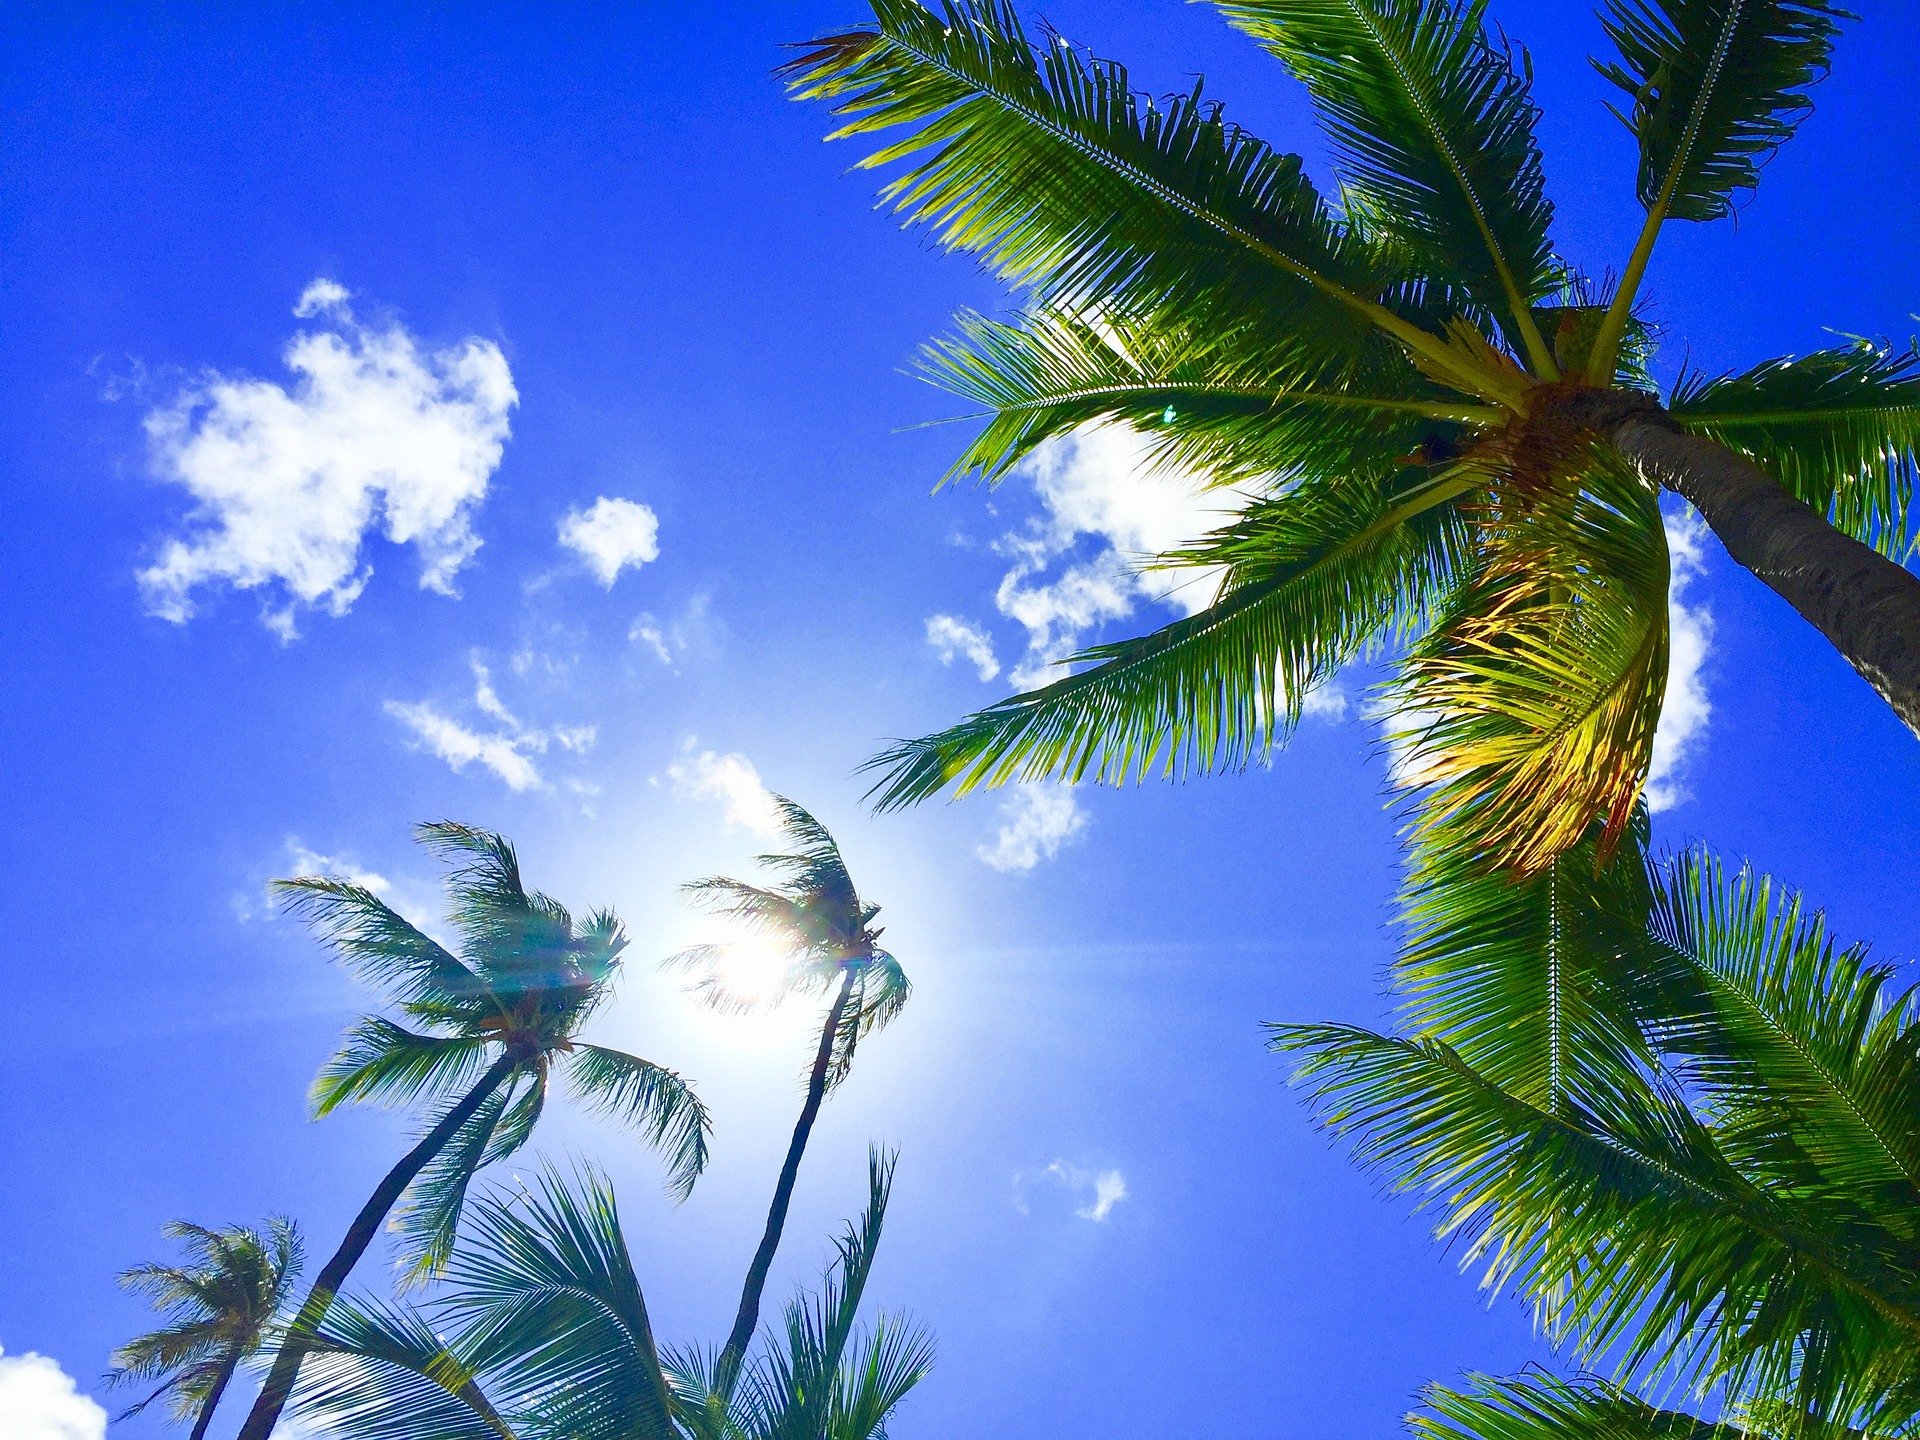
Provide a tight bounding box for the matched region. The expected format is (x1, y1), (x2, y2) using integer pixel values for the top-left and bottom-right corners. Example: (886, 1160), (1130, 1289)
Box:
(826, 1315), (937, 1440)
(395, 1085), (519, 1285)
(1413, 1370), (1732, 1440)
(1396, 811), (1656, 1115)
(272, 877), (486, 1014)
(1397, 457), (1670, 874)
(296, 1295), (514, 1440)
(565, 1044), (712, 1200)
(443, 1168), (679, 1440)
(1270, 1019), (1920, 1416)
(781, 0), (1500, 394)
(1669, 342), (1920, 557)
(919, 305), (1484, 487)
(825, 955), (914, 1091)
(1216, 0), (1561, 371)
(1643, 848), (1920, 1236)
(310, 1019), (495, 1118)
(867, 462), (1473, 808)
(1595, 0), (1849, 225)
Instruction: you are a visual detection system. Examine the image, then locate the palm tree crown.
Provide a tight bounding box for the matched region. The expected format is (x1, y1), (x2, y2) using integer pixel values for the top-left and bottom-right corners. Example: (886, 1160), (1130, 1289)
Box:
(231, 821), (710, 1440)
(787, 0), (1920, 880)
(106, 1217), (302, 1440)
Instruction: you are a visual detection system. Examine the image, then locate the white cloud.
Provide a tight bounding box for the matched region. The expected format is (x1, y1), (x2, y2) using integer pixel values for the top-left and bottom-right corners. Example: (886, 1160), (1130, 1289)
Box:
(925, 613), (1000, 681)
(1075, 1168), (1129, 1222)
(559, 496), (661, 587)
(1646, 505), (1715, 813)
(629, 594), (716, 668)
(138, 280), (516, 638)
(386, 658), (596, 793)
(666, 745), (782, 835)
(284, 840), (390, 894)
(977, 784), (1087, 872)
(1016, 1162), (1129, 1222)
(0, 1349), (106, 1440)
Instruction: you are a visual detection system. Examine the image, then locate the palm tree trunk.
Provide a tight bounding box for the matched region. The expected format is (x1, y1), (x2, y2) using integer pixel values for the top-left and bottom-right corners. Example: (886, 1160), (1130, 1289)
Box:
(187, 1349), (240, 1440)
(233, 1051), (521, 1440)
(1565, 389), (1920, 738)
(717, 967), (858, 1389)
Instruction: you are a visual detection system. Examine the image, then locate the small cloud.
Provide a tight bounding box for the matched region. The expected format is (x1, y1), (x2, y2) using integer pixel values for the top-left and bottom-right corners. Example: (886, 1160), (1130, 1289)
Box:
(385, 657), (595, 794)
(1014, 1162), (1129, 1223)
(283, 840), (390, 894)
(137, 278), (516, 637)
(559, 496), (661, 587)
(0, 1348), (107, 1440)
(1646, 505), (1714, 813)
(629, 593), (717, 668)
(631, 615), (672, 664)
(666, 744), (782, 835)
(977, 784), (1086, 872)
(925, 613), (1000, 681)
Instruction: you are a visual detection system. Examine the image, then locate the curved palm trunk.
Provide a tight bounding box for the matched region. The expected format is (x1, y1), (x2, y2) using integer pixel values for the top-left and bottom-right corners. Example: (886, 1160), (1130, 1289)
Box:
(233, 1051), (521, 1440)
(717, 967), (858, 1389)
(1567, 390), (1920, 738)
(186, 1350), (241, 1440)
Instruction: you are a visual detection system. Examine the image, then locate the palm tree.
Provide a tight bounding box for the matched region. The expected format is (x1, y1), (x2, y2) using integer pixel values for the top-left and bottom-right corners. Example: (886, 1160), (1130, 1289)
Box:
(105, 1218), (302, 1440)
(231, 821), (712, 1440)
(786, 0), (1920, 874)
(1276, 836), (1920, 1435)
(670, 798), (910, 1388)
(285, 1152), (933, 1440)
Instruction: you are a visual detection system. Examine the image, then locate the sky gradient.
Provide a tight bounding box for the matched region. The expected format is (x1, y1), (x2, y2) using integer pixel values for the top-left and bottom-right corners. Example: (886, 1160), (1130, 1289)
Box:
(5, 3), (1920, 1437)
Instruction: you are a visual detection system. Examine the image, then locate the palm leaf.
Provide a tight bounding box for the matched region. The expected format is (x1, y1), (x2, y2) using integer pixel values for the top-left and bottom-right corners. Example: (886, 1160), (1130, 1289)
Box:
(919, 305), (1486, 487)
(1397, 456), (1670, 874)
(1669, 342), (1920, 558)
(782, 0), (1505, 397)
(1216, 0), (1561, 370)
(866, 463), (1474, 807)
(309, 1019), (494, 1118)
(1595, 0), (1850, 225)
(565, 1044), (712, 1200)
(272, 876), (488, 1014)
(295, 1294), (515, 1440)
(395, 1084), (517, 1284)
(1413, 1370), (1732, 1440)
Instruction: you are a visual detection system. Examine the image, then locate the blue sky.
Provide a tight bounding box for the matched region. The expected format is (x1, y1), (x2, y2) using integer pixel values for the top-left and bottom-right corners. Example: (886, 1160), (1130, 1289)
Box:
(5, 3), (1920, 1437)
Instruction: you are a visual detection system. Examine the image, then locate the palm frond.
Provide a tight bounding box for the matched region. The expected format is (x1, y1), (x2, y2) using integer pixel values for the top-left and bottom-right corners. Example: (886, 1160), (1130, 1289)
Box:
(565, 1044), (712, 1200)
(1270, 1021), (1920, 1415)
(1216, 0), (1561, 369)
(782, 0), (1474, 389)
(1643, 847), (1920, 1237)
(919, 305), (1481, 487)
(1669, 342), (1920, 558)
(294, 1294), (515, 1440)
(444, 1168), (679, 1440)
(395, 1083), (518, 1285)
(1595, 0), (1850, 225)
(1397, 455), (1670, 874)
(867, 462), (1473, 807)
(272, 876), (487, 1013)
(309, 1019), (494, 1118)
(1397, 810), (1657, 1115)
(1413, 1370), (1732, 1440)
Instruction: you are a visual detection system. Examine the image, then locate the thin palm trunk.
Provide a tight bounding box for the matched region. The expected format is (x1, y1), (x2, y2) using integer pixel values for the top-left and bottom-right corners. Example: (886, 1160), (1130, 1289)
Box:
(1565, 389), (1920, 738)
(186, 1350), (240, 1440)
(233, 1051), (521, 1440)
(717, 967), (858, 1389)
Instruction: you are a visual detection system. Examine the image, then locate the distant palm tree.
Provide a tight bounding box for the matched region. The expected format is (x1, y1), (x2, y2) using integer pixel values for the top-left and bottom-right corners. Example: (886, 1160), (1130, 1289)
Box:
(106, 1217), (301, 1440)
(232, 821), (711, 1440)
(789, 0), (1920, 874)
(1280, 839), (1920, 1435)
(671, 798), (910, 1388)
(287, 1152), (933, 1440)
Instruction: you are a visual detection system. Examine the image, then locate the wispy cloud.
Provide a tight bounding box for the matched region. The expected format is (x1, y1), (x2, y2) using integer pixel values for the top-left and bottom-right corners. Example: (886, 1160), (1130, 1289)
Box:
(138, 279), (516, 638)
(977, 784), (1086, 872)
(1646, 505), (1715, 812)
(1013, 1161), (1129, 1222)
(630, 593), (717, 668)
(386, 657), (596, 793)
(559, 496), (661, 587)
(0, 1347), (107, 1440)
(925, 613), (1000, 681)
(665, 743), (782, 835)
